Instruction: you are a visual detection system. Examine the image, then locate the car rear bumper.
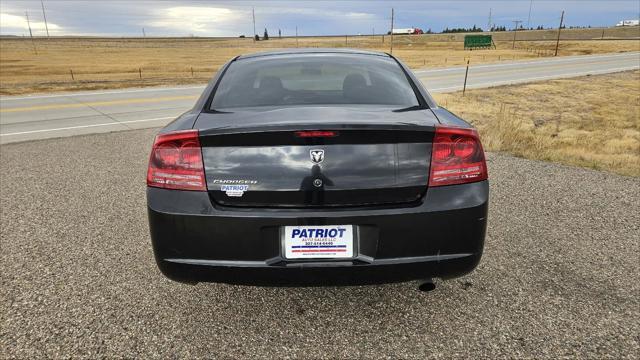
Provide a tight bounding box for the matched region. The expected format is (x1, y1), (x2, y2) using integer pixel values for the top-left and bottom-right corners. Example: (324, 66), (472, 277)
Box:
(147, 181), (488, 286)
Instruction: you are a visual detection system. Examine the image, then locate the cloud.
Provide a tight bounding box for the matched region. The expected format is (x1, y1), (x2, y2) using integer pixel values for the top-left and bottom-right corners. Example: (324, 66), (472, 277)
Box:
(0, 1), (638, 36)
(0, 12), (62, 35)
(265, 7), (376, 20)
(145, 6), (246, 35)
(142, 5), (378, 36)
(252, 6), (381, 35)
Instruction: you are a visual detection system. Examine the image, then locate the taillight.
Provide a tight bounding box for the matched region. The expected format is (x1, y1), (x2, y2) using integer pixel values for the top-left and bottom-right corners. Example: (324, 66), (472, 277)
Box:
(146, 130), (206, 191)
(429, 125), (488, 187)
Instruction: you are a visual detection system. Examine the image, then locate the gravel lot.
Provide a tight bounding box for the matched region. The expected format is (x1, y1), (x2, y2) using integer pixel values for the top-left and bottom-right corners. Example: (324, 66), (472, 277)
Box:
(1, 128), (639, 358)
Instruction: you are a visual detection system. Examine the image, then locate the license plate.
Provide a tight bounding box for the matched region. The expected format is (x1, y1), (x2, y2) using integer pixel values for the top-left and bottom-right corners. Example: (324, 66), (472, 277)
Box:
(283, 225), (354, 259)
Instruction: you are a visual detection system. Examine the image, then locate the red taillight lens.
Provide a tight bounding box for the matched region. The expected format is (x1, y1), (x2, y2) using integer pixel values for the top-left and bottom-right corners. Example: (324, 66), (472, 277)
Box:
(146, 130), (206, 191)
(429, 125), (488, 187)
(295, 130), (338, 138)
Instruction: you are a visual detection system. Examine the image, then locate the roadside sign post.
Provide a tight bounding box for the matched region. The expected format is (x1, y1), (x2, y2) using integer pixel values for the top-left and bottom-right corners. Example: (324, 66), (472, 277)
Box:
(463, 60), (470, 96)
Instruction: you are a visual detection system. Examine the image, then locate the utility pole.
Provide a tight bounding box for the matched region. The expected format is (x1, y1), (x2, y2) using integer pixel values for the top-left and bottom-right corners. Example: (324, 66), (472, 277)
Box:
(487, 8), (492, 31)
(527, 0), (533, 29)
(25, 11), (34, 38)
(295, 26), (298, 47)
(25, 11), (37, 54)
(390, 8), (394, 54)
(40, 0), (50, 39)
(142, 28), (146, 38)
(252, 7), (256, 41)
(512, 20), (522, 49)
(554, 10), (564, 56)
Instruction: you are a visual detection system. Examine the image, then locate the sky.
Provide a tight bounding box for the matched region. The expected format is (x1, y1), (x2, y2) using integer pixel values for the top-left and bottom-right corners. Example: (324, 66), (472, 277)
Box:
(1, 0), (639, 37)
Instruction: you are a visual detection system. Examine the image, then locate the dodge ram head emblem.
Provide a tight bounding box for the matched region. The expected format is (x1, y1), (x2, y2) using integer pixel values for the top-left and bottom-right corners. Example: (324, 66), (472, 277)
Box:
(310, 149), (325, 164)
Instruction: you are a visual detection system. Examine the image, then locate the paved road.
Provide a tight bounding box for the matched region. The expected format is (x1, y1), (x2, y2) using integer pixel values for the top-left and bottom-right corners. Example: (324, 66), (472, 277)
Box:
(1, 52), (638, 144)
(1, 128), (638, 358)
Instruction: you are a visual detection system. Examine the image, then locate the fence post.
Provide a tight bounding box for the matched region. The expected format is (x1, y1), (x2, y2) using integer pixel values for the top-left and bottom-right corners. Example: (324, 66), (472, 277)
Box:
(69, 69), (75, 80)
(139, 68), (142, 79)
(191, 67), (194, 77)
(462, 59), (470, 97)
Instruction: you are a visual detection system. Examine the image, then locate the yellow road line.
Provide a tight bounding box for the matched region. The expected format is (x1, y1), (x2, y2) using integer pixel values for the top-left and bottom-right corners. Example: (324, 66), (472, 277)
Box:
(0, 95), (198, 113)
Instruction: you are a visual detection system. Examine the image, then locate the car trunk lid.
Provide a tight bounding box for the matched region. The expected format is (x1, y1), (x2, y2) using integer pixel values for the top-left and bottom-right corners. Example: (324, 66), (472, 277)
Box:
(196, 107), (438, 208)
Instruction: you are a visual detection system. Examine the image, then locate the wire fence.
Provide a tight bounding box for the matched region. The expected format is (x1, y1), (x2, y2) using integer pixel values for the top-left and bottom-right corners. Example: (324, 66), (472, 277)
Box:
(1, 28), (637, 95)
(26, 48), (559, 82)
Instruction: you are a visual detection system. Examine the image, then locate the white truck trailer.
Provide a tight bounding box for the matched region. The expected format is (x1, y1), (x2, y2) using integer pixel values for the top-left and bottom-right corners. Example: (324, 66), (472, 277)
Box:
(616, 20), (639, 27)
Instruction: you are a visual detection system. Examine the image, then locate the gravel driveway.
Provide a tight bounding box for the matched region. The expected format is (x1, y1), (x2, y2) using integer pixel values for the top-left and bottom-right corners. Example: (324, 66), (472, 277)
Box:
(1, 129), (638, 358)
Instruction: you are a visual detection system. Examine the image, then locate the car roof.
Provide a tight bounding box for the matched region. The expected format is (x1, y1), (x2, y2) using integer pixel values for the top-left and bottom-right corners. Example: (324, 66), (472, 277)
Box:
(237, 48), (391, 60)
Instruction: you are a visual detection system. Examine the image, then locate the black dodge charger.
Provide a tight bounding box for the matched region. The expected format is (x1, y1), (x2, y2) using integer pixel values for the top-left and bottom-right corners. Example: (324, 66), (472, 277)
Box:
(147, 49), (488, 287)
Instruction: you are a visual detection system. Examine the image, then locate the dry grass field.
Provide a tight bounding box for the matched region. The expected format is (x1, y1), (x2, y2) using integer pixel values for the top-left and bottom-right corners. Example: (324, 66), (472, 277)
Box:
(433, 70), (640, 177)
(1, 27), (638, 95)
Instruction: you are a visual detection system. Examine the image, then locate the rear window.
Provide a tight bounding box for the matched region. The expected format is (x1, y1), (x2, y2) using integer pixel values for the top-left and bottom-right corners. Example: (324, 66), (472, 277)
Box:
(210, 53), (420, 109)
